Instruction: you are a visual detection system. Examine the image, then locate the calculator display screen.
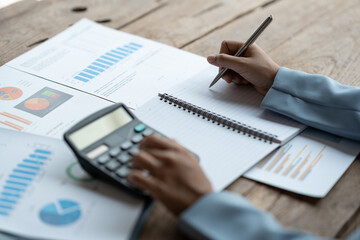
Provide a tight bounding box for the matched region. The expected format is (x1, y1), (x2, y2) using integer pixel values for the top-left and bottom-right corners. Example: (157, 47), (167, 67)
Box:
(69, 107), (133, 151)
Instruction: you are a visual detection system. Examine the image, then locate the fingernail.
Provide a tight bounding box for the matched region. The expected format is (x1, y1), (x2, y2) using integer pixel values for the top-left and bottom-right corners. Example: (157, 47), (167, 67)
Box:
(207, 55), (216, 63)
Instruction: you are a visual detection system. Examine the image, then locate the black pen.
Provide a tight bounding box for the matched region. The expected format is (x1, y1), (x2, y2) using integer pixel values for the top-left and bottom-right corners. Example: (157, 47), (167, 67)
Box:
(209, 15), (273, 88)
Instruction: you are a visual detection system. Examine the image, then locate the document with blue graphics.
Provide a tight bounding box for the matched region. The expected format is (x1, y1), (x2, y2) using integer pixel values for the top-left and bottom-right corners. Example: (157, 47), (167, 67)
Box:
(0, 129), (147, 240)
(6, 19), (209, 109)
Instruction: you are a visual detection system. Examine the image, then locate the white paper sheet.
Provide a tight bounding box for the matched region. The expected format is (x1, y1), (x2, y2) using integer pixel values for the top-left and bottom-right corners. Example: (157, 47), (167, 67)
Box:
(0, 128), (145, 240)
(244, 128), (360, 197)
(163, 66), (305, 143)
(0, 66), (111, 139)
(6, 19), (209, 109)
(136, 67), (304, 190)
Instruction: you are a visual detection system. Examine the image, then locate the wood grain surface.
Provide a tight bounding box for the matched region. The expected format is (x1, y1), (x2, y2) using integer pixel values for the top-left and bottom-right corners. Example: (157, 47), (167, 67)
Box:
(0, 0), (359, 239)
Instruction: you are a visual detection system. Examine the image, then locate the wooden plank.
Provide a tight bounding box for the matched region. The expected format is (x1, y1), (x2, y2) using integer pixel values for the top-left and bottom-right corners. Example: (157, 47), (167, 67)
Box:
(120, 0), (274, 48)
(183, 0), (360, 237)
(0, 0), (167, 65)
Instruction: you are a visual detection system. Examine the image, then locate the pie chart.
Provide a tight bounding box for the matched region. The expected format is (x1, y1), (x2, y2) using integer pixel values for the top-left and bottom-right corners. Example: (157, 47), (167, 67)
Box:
(39, 200), (81, 226)
(0, 87), (23, 100)
(24, 98), (50, 110)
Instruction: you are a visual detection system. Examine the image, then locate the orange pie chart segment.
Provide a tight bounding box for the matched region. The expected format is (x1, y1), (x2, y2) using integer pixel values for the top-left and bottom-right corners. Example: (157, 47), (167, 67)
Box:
(0, 87), (23, 100)
(24, 98), (50, 110)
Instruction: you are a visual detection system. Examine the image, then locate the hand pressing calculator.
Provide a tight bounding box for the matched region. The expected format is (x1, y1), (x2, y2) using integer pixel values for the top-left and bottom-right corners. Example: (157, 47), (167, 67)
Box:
(64, 103), (159, 197)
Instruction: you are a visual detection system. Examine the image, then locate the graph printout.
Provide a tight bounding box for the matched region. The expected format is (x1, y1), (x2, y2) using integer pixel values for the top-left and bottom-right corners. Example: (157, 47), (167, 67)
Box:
(0, 66), (111, 138)
(0, 128), (144, 240)
(244, 128), (360, 197)
(6, 18), (209, 109)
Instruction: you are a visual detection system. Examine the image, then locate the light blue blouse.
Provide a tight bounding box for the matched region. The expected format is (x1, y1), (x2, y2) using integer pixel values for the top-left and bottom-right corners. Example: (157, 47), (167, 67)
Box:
(179, 67), (360, 240)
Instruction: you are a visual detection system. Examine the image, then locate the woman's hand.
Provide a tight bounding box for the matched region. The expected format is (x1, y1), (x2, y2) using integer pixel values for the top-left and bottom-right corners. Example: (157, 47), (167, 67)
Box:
(207, 41), (280, 96)
(127, 135), (213, 215)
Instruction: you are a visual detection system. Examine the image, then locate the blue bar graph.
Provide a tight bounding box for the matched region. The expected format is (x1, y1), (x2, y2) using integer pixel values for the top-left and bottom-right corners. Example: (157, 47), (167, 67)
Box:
(0, 205), (12, 210)
(106, 53), (123, 59)
(13, 169), (37, 176)
(9, 175), (33, 181)
(96, 59), (113, 66)
(35, 149), (51, 155)
(74, 76), (89, 82)
(83, 69), (99, 76)
(29, 154), (47, 160)
(0, 148), (51, 216)
(0, 198), (16, 204)
(111, 50), (127, 56)
(6, 181), (28, 187)
(101, 56), (118, 63)
(92, 62), (109, 69)
(23, 159), (44, 165)
(88, 65), (104, 72)
(2, 192), (21, 198)
(74, 42), (143, 83)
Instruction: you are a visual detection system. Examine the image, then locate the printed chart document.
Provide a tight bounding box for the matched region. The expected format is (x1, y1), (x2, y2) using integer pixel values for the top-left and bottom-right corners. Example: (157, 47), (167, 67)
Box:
(245, 128), (360, 197)
(0, 66), (111, 139)
(6, 19), (209, 109)
(136, 67), (305, 190)
(0, 129), (146, 240)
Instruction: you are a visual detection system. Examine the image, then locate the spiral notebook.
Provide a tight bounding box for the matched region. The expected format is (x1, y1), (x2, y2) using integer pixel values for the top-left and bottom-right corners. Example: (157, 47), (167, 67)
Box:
(136, 66), (305, 190)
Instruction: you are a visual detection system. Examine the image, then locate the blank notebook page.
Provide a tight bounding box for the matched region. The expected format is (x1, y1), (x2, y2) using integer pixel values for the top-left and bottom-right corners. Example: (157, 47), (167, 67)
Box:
(165, 66), (304, 142)
(136, 66), (304, 190)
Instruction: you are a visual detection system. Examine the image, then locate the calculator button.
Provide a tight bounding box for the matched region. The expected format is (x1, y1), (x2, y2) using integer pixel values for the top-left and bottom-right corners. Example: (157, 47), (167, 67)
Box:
(142, 129), (154, 137)
(109, 147), (121, 157)
(134, 123), (146, 133)
(128, 146), (139, 156)
(115, 166), (131, 178)
(105, 160), (120, 171)
(131, 135), (143, 144)
(126, 161), (133, 168)
(120, 141), (132, 150)
(97, 154), (110, 164)
(117, 153), (132, 164)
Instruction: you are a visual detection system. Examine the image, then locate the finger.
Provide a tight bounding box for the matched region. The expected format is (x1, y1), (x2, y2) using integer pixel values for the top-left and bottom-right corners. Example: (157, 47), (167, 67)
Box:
(127, 170), (160, 195)
(145, 149), (178, 165)
(140, 134), (179, 150)
(132, 150), (161, 175)
(232, 74), (246, 84)
(221, 72), (232, 83)
(208, 54), (247, 74)
(220, 40), (244, 55)
(147, 148), (198, 166)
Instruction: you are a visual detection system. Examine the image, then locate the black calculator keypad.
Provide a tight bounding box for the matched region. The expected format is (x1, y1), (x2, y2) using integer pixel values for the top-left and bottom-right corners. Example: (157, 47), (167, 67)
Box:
(109, 147), (121, 157)
(97, 154), (110, 164)
(92, 123), (157, 196)
(128, 146), (139, 156)
(115, 166), (131, 178)
(116, 153), (131, 164)
(131, 135), (143, 144)
(142, 129), (153, 137)
(120, 141), (132, 150)
(105, 160), (121, 171)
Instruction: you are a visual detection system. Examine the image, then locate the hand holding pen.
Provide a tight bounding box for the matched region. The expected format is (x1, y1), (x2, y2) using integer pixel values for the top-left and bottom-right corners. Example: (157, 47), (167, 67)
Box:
(208, 16), (279, 96)
(207, 41), (280, 96)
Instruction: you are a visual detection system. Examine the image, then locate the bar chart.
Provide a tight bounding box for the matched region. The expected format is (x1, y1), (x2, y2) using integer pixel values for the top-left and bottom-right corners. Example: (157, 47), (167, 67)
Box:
(73, 42), (143, 83)
(0, 149), (51, 216)
(0, 112), (32, 131)
(245, 128), (360, 197)
(256, 143), (326, 181)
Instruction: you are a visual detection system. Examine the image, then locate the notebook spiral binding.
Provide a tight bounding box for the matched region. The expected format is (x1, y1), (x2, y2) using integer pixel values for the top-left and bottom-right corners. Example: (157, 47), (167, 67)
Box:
(158, 93), (278, 144)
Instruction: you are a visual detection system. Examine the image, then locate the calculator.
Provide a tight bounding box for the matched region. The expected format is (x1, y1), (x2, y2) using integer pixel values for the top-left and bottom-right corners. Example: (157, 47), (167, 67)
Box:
(63, 103), (160, 197)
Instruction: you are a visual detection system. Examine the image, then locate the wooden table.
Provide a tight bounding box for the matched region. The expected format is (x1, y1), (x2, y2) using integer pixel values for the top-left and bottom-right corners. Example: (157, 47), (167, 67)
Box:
(1, 0), (359, 239)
